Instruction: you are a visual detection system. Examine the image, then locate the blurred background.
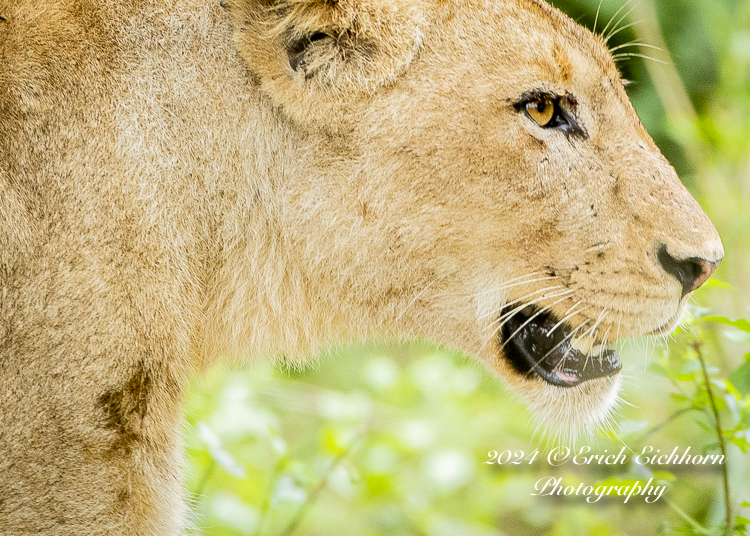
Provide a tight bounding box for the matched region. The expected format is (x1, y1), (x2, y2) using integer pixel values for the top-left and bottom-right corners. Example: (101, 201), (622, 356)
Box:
(184, 0), (750, 534)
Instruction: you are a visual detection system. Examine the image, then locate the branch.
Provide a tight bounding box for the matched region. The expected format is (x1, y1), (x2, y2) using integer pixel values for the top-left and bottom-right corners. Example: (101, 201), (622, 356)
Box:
(277, 434), (361, 536)
(638, 406), (698, 443)
(694, 341), (733, 536)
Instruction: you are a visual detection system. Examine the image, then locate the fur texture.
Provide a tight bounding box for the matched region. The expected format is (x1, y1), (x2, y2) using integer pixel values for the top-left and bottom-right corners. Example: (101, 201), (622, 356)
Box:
(0, 0), (722, 533)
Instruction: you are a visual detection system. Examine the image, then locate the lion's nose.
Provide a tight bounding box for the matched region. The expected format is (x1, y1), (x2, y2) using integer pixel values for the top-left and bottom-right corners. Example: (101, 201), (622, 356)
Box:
(657, 244), (722, 298)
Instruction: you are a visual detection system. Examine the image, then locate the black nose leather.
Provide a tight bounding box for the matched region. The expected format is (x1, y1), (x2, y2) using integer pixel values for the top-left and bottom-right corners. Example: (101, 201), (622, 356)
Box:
(657, 244), (720, 298)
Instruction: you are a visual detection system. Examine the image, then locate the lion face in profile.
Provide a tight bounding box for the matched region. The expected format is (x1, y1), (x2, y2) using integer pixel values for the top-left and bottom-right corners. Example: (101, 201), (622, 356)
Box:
(227, 0), (723, 433)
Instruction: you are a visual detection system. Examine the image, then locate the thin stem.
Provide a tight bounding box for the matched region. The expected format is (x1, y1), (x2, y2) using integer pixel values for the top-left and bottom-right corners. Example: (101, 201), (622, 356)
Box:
(637, 406), (697, 443)
(277, 438), (360, 536)
(694, 341), (732, 536)
(664, 497), (712, 535)
(255, 459), (285, 536)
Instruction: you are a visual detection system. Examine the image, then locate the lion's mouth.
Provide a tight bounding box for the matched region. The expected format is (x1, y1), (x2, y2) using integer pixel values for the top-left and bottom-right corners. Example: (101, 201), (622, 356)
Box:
(499, 305), (622, 388)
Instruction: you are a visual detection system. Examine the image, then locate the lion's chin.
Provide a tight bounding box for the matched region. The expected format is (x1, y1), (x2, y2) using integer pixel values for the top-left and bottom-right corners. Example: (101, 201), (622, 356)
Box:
(519, 373), (623, 438)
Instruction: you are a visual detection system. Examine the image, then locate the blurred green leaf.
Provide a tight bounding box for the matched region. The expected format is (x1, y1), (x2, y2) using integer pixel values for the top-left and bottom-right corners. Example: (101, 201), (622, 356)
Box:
(209, 493), (259, 535)
(651, 471), (677, 483)
(730, 359), (750, 396)
(703, 279), (733, 289)
(723, 329), (750, 343)
(271, 475), (307, 505)
(197, 423), (246, 479)
(703, 316), (750, 333)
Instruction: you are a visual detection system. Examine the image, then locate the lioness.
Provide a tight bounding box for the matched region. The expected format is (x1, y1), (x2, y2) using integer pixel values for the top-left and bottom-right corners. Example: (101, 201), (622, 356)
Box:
(0, 0), (722, 533)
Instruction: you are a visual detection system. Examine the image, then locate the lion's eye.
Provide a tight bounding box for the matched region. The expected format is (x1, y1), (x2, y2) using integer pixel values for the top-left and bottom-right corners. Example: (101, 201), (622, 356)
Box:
(525, 96), (557, 127)
(514, 91), (586, 138)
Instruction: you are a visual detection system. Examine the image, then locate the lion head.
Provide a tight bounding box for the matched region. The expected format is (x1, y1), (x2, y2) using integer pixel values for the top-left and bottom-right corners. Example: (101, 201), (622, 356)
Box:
(224, 0), (723, 434)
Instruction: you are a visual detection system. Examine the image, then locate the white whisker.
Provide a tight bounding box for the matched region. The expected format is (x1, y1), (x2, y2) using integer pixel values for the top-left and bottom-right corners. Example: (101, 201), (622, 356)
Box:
(605, 1), (639, 44)
(609, 41), (662, 53)
(547, 301), (590, 338)
(479, 288), (575, 354)
(601, 325), (613, 347)
(478, 285), (566, 323)
(603, 19), (644, 44)
(593, 0), (604, 35)
(502, 292), (577, 351)
(431, 272), (552, 301)
(533, 319), (591, 371)
(471, 274), (553, 296)
(615, 312), (623, 347)
(612, 52), (667, 65)
(552, 322), (591, 373)
(601, 0), (635, 41)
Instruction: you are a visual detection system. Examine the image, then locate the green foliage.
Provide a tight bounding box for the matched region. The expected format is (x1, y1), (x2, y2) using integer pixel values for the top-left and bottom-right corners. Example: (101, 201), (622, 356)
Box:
(183, 316), (750, 535)
(651, 307), (750, 535)
(183, 0), (750, 534)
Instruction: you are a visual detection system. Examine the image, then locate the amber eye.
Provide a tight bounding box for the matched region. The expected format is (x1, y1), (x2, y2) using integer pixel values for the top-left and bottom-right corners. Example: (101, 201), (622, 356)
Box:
(525, 96), (556, 127)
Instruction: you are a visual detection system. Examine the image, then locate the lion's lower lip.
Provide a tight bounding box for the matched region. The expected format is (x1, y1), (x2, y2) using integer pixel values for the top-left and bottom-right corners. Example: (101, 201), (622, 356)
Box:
(499, 305), (622, 387)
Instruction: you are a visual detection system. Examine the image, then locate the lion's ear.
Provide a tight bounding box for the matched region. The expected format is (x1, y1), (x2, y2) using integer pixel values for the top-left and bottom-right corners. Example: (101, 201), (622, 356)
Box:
(226, 0), (430, 127)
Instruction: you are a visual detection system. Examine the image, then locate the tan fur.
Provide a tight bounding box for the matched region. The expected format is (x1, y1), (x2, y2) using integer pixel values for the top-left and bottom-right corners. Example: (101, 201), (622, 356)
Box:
(0, 0), (722, 533)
